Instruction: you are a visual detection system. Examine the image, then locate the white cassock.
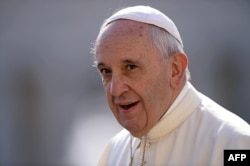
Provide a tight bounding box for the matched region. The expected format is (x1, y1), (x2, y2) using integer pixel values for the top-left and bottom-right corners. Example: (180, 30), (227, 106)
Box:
(98, 82), (250, 166)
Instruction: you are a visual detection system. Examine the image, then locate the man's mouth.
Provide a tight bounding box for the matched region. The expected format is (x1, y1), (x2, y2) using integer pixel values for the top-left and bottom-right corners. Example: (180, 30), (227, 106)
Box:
(120, 101), (139, 110)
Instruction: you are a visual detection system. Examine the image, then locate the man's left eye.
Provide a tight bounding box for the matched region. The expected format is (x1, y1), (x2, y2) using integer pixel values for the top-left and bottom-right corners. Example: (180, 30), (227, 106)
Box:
(127, 64), (137, 70)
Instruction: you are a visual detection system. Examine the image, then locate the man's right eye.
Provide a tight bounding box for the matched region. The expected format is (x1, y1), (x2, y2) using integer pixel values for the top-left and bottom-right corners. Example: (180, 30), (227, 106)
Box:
(100, 68), (111, 75)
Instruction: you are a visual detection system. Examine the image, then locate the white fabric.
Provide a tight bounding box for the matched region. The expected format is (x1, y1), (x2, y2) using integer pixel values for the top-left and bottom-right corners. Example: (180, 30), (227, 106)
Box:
(98, 82), (250, 166)
(162, 80), (189, 117)
(103, 6), (183, 48)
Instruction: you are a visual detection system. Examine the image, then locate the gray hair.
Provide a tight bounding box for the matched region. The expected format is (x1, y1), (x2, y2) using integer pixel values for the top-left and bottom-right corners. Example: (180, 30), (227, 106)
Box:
(149, 25), (191, 81)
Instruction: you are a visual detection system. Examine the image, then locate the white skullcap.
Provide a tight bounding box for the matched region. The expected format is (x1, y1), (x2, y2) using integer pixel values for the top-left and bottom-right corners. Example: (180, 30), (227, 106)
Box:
(103, 5), (183, 48)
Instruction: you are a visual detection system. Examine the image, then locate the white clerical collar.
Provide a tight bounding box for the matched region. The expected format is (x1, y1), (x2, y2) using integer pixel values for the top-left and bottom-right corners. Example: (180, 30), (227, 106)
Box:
(162, 81), (191, 118)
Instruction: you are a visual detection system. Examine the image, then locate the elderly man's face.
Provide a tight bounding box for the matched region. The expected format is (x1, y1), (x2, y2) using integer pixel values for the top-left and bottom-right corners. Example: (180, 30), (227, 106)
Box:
(95, 20), (176, 137)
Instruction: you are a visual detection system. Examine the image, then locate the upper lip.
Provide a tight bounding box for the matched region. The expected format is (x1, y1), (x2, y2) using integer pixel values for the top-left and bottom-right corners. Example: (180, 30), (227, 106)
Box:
(118, 101), (139, 110)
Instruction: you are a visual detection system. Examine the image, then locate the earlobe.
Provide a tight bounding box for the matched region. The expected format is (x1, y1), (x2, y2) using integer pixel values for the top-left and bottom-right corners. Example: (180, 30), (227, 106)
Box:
(170, 53), (188, 88)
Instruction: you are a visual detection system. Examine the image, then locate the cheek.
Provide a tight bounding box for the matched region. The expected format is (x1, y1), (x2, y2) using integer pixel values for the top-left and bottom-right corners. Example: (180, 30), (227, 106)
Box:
(142, 72), (171, 111)
(145, 73), (169, 96)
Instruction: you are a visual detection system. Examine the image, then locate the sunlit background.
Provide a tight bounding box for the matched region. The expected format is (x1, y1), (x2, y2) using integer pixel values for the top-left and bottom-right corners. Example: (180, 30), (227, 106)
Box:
(0, 0), (250, 165)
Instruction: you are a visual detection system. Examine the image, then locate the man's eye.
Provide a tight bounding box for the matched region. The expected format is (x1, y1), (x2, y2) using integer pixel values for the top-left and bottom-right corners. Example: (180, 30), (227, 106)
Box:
(100, 68), (111, 75)
(127, 64), (137, 70)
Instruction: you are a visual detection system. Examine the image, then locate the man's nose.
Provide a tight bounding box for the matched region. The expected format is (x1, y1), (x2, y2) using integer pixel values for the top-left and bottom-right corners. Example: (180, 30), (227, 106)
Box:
(109, 74), (129, 97)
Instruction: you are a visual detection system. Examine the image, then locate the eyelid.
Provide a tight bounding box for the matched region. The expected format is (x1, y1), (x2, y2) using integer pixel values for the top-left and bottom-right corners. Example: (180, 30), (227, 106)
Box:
(126, 64), (137, 70)
(99, 67), (110, 74)
(97, 65), (111, 76)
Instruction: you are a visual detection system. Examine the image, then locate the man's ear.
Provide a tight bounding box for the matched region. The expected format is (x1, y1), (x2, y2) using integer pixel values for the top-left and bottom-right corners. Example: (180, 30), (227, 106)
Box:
(170, 53), (188, 89)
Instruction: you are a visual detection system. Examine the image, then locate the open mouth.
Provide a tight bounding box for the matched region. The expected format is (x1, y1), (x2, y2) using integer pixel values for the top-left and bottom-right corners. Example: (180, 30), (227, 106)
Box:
(120, 101), (139, 110)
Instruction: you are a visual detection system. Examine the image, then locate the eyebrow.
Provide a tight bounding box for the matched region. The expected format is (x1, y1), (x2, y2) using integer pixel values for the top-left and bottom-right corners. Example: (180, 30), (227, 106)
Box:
(96, 62), (105, 68)
(122, 59), (140, 65)
(95, 58), (141, 68)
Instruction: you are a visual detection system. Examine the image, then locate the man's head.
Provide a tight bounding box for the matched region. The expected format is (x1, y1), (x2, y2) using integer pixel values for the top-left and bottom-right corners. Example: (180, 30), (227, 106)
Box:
(92, 6), (189, 137)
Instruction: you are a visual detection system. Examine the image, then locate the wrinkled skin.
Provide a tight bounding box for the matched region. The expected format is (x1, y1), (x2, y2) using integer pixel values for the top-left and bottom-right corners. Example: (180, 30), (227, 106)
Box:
(95, 20), (187, 137)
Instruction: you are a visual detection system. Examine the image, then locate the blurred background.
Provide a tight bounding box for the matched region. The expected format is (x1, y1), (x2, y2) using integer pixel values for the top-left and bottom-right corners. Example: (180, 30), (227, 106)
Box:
(0, 0), (249, 165)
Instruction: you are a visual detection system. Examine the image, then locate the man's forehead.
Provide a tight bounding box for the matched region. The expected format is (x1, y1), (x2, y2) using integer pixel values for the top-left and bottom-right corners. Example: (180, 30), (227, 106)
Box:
(99, 19), (150, 39)
(95, 21), (151, 53)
